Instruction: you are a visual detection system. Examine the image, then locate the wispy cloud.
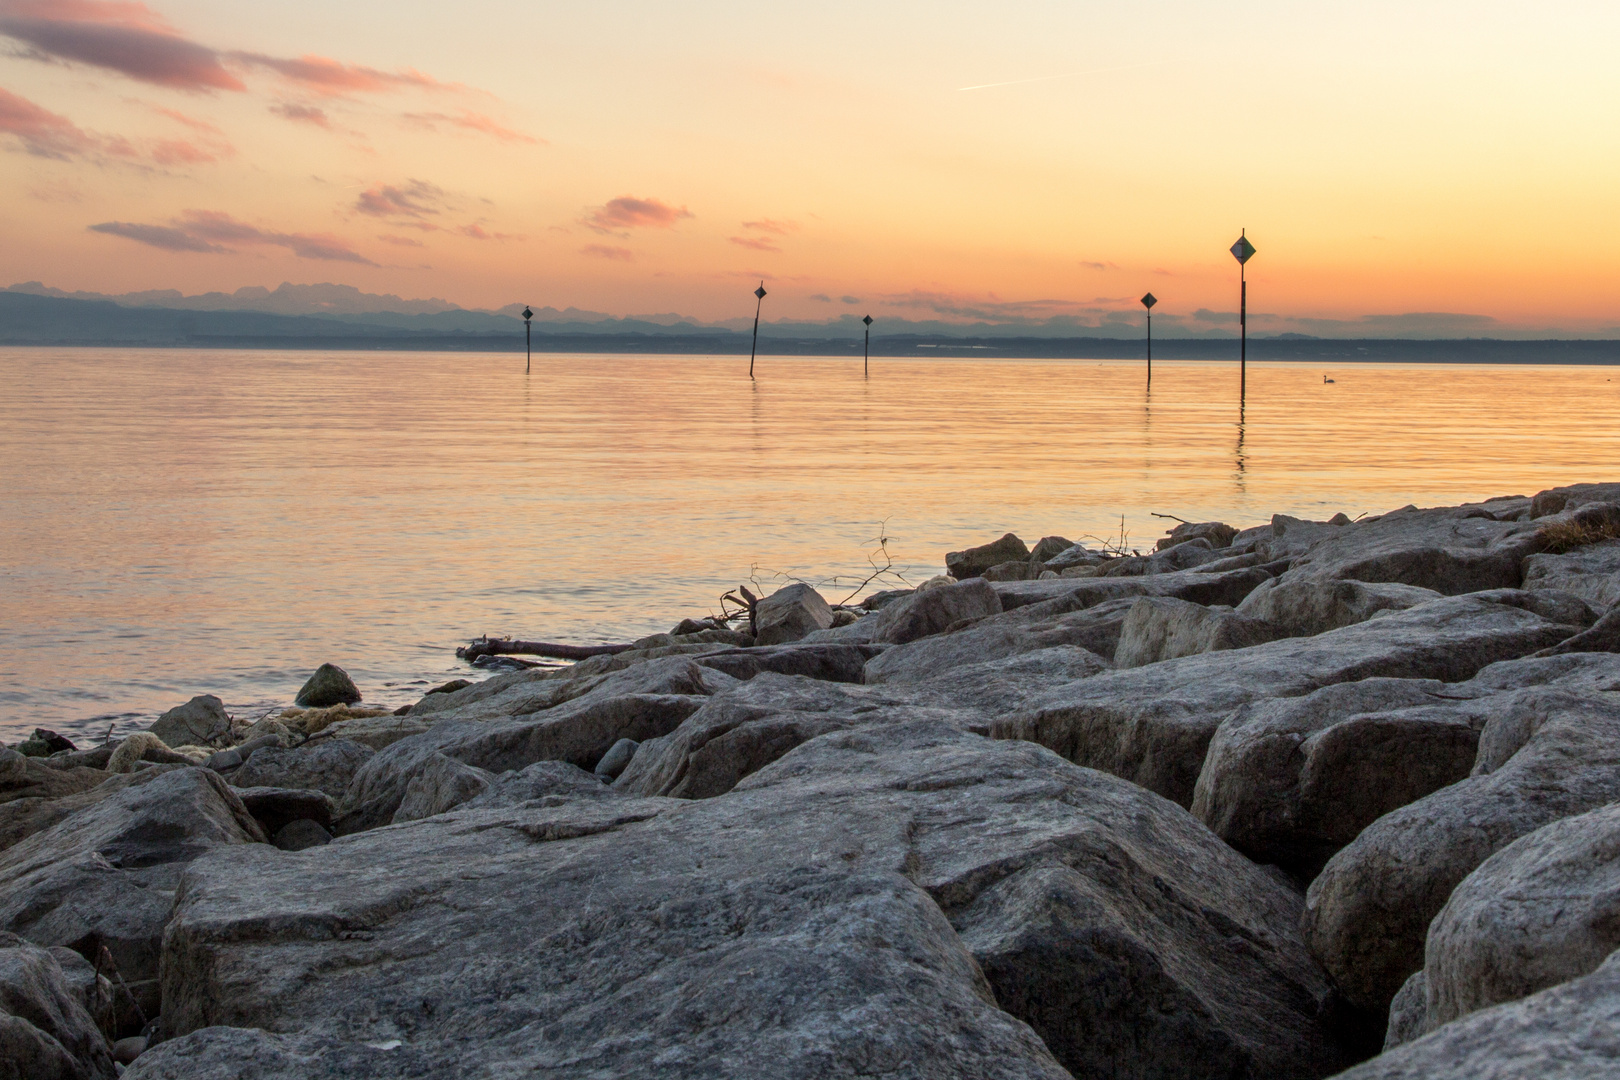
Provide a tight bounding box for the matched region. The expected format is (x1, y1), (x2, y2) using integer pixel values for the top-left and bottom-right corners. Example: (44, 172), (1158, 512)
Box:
(880, 289), (1100, 322)
(0, 84), (227, 165)
(584, 195), (691, 234)
(741, 218), (797, 235)
(88, 219), (224, 252)
(402, 109), (539, 144)
(88, 209), (377, 263)
(231, 53), (458, 98)
(0, 86), (104, 157)
(0, 0), (246, 91)
(269, 102), (330, 128)
(354, 179), (446, 219)
(728, 235), (779, 253)
(580, 243), (633, 261)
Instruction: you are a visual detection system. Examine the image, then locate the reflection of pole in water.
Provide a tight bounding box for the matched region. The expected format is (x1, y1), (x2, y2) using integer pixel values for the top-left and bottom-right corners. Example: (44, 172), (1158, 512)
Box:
(1234, 404), (1248, 490)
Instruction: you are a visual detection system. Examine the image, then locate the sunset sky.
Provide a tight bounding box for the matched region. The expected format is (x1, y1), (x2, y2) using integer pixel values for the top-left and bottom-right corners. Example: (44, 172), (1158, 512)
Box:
(2, 1), (1617, 334)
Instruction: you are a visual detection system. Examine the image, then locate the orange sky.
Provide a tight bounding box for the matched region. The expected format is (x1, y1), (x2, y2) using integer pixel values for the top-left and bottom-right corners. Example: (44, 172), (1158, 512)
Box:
(2, 0), (1618, 334)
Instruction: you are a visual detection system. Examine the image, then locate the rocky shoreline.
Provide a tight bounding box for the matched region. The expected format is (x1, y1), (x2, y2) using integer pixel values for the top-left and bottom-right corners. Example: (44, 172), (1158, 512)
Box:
(4, 481), (1620, 1078)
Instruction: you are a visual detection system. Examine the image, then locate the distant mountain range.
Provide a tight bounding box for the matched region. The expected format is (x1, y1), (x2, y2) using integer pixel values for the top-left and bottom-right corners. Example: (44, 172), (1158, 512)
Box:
(4, 284), (1619, 363)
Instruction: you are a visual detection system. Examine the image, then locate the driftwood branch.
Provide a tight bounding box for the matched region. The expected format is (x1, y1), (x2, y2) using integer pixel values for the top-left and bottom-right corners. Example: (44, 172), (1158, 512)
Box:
(1150, 512), (1192, 524)
(457, 638), (635, 663)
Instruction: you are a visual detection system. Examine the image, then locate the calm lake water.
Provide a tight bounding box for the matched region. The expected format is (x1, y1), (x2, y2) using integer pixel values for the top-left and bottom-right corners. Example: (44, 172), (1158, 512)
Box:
(3, 348), (1618, 743)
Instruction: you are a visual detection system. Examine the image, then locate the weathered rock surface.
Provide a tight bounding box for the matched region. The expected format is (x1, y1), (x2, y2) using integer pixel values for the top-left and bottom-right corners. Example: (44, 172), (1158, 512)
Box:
(989, 564), (1272, 613)
(391, 754), (494, 823)
(270, 819), (331, 851)
(0, 748), (106, 808)
(1157, 520), (1239, 551)
(1097, 537), (1225, 577)
(151, 720), (1350, 1079)
(615, 674), (977, 799)
(1530, 604), (1620, 657)
(687, 643), (882, 684)
(752, 583), (835, 646)
(148, 695), (233, 749)
(1521, 537), (1620, 609)
(0, 768), (264, 1023)
(0, 768), (189, 854)
(1327, 948), (1620, 1080)
(317, 714), (430, 750)
(230, 739), (373, 800)
(1236, 578), (1442, 638)
(996, 591), (1584, 808)
(1267, 504), (1545, 596)
(1302, 657), (1620, 1013)
(1421, 801), (1620, 1033)
(1383, 971), (1427, 1050)
(1530, 481), (1620, 519)
(1113, 595), (1281, 667)
(946, 531), (1029, 579)
(864, 597), (1132, 686)
(870, 576), (1002, 645)
(335, 657), (728, 832)
(0, 934), (115, 1080)
(1192, 678), (1483, 876)
(294, 663), (361, 708)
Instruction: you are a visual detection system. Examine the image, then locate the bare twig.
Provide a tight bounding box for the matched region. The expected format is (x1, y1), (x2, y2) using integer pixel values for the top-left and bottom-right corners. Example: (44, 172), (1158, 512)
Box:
(1150, 512), (1192, 524)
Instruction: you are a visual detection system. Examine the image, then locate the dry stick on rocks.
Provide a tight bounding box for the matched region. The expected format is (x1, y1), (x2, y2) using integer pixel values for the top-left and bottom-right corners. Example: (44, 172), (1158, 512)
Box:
(456, 638), (636, 663)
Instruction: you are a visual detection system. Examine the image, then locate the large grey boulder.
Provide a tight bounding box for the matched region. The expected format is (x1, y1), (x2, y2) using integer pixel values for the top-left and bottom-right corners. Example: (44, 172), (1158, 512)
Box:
(0, 934), (115, 1080)
(1521, 538), (1620, 609)
(0, 768), (187, 854)
(1191, 678), (1479, 876)
(1235, 578), (1442, 638)
(945, 532), (1029, 579)
(615, 673), (978, 799)
(335, 657), (731, 832)
(1421, 801), (1620, 1033)
(1096, 537), (1225, 577)
(751, 583), (835, 646)
(1302, 661), (1620, 1013)
(1157, 520), (1239, 551)
(0, 769), (264, 1023)
(864, 597), (1132, 686)
(391, 754), (493, 823)
(1112, 595), (1281, 667)
(149, 695), (233, 749)
(989, 564), (1271, 612)
(230, 739), (374, 800)
(294, 664), (361, 708)
(1326, 948), (1620, 1080)
(1265, 503), (1545, 596)
(994, 591), (1584, 808)
(870, 576), (1002, 645)
(1530, 481), (1620, 518)
(688, 643), (881, 683)
(151, 720), (1350, 1079)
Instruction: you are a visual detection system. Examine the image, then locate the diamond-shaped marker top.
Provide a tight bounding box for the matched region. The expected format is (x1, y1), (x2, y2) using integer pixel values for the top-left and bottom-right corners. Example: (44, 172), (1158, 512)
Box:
(863, 315), (873, 325)
(522, 306), (533, 320)
(1230, 234), (1256, 264)
(754, 284), (767, 299)
(1140, 293), (1157, 309)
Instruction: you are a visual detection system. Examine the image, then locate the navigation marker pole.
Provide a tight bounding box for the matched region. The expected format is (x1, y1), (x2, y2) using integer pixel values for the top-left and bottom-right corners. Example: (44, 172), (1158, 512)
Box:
(749, 282), (767, 379)
(863, 314), (873, 378)
(1140, 292), (1157, 388)
(1229, 230), (1256, 402)
(523, 305), (533, 375)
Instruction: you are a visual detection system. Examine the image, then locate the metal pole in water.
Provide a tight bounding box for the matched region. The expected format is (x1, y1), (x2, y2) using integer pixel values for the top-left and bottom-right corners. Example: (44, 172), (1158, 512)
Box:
(523, 305), (533, 375)
(1140, 292), (1157, 388)
(1229, 231), (1256, 403)
(749, 283), (767, 379)
(863, 314), (873, 378)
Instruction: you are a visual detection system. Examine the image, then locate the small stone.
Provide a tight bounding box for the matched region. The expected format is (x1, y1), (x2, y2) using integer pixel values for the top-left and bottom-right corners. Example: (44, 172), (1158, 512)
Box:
(205, 748), (243, 772)
(294, 664), (362, 708)
(594, 738), (639, 781)
(112, 1035), (148, 1064)
(423, 679), (471, 698)
(151, 694), (234, 748)
(31, 728), (76, 754)
(945, 533), (1030, 580)
(272, 818), (332, 851)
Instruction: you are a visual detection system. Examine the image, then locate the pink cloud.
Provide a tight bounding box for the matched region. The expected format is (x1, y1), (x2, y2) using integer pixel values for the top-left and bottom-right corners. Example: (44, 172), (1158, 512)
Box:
(580, 244), (633, 261)
(377, 234), (424, 247)
(0, 86), (98, 157)
(233, 53), (457, 98)
(0, 1), (247, 92)
(729, 236), (780, 253)
(403, 110), (540, 144)
(149, 137), (218, 164)
(584, 195), (691, 233)
(354, 180), (446, 219)
(89, 209), (377, 264)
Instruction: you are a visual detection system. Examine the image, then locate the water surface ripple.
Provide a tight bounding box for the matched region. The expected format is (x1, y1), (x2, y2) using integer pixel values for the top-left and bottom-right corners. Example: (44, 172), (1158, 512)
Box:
(3, 348), (1616, 741)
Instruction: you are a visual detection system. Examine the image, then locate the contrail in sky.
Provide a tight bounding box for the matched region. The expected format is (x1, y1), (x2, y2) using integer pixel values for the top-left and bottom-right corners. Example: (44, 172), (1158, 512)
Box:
(957, 63), (1159, 92)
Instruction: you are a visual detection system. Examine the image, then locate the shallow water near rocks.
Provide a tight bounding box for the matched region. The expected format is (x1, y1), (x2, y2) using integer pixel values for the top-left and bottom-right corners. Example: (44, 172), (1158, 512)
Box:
(2, 347), (1617, 743)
